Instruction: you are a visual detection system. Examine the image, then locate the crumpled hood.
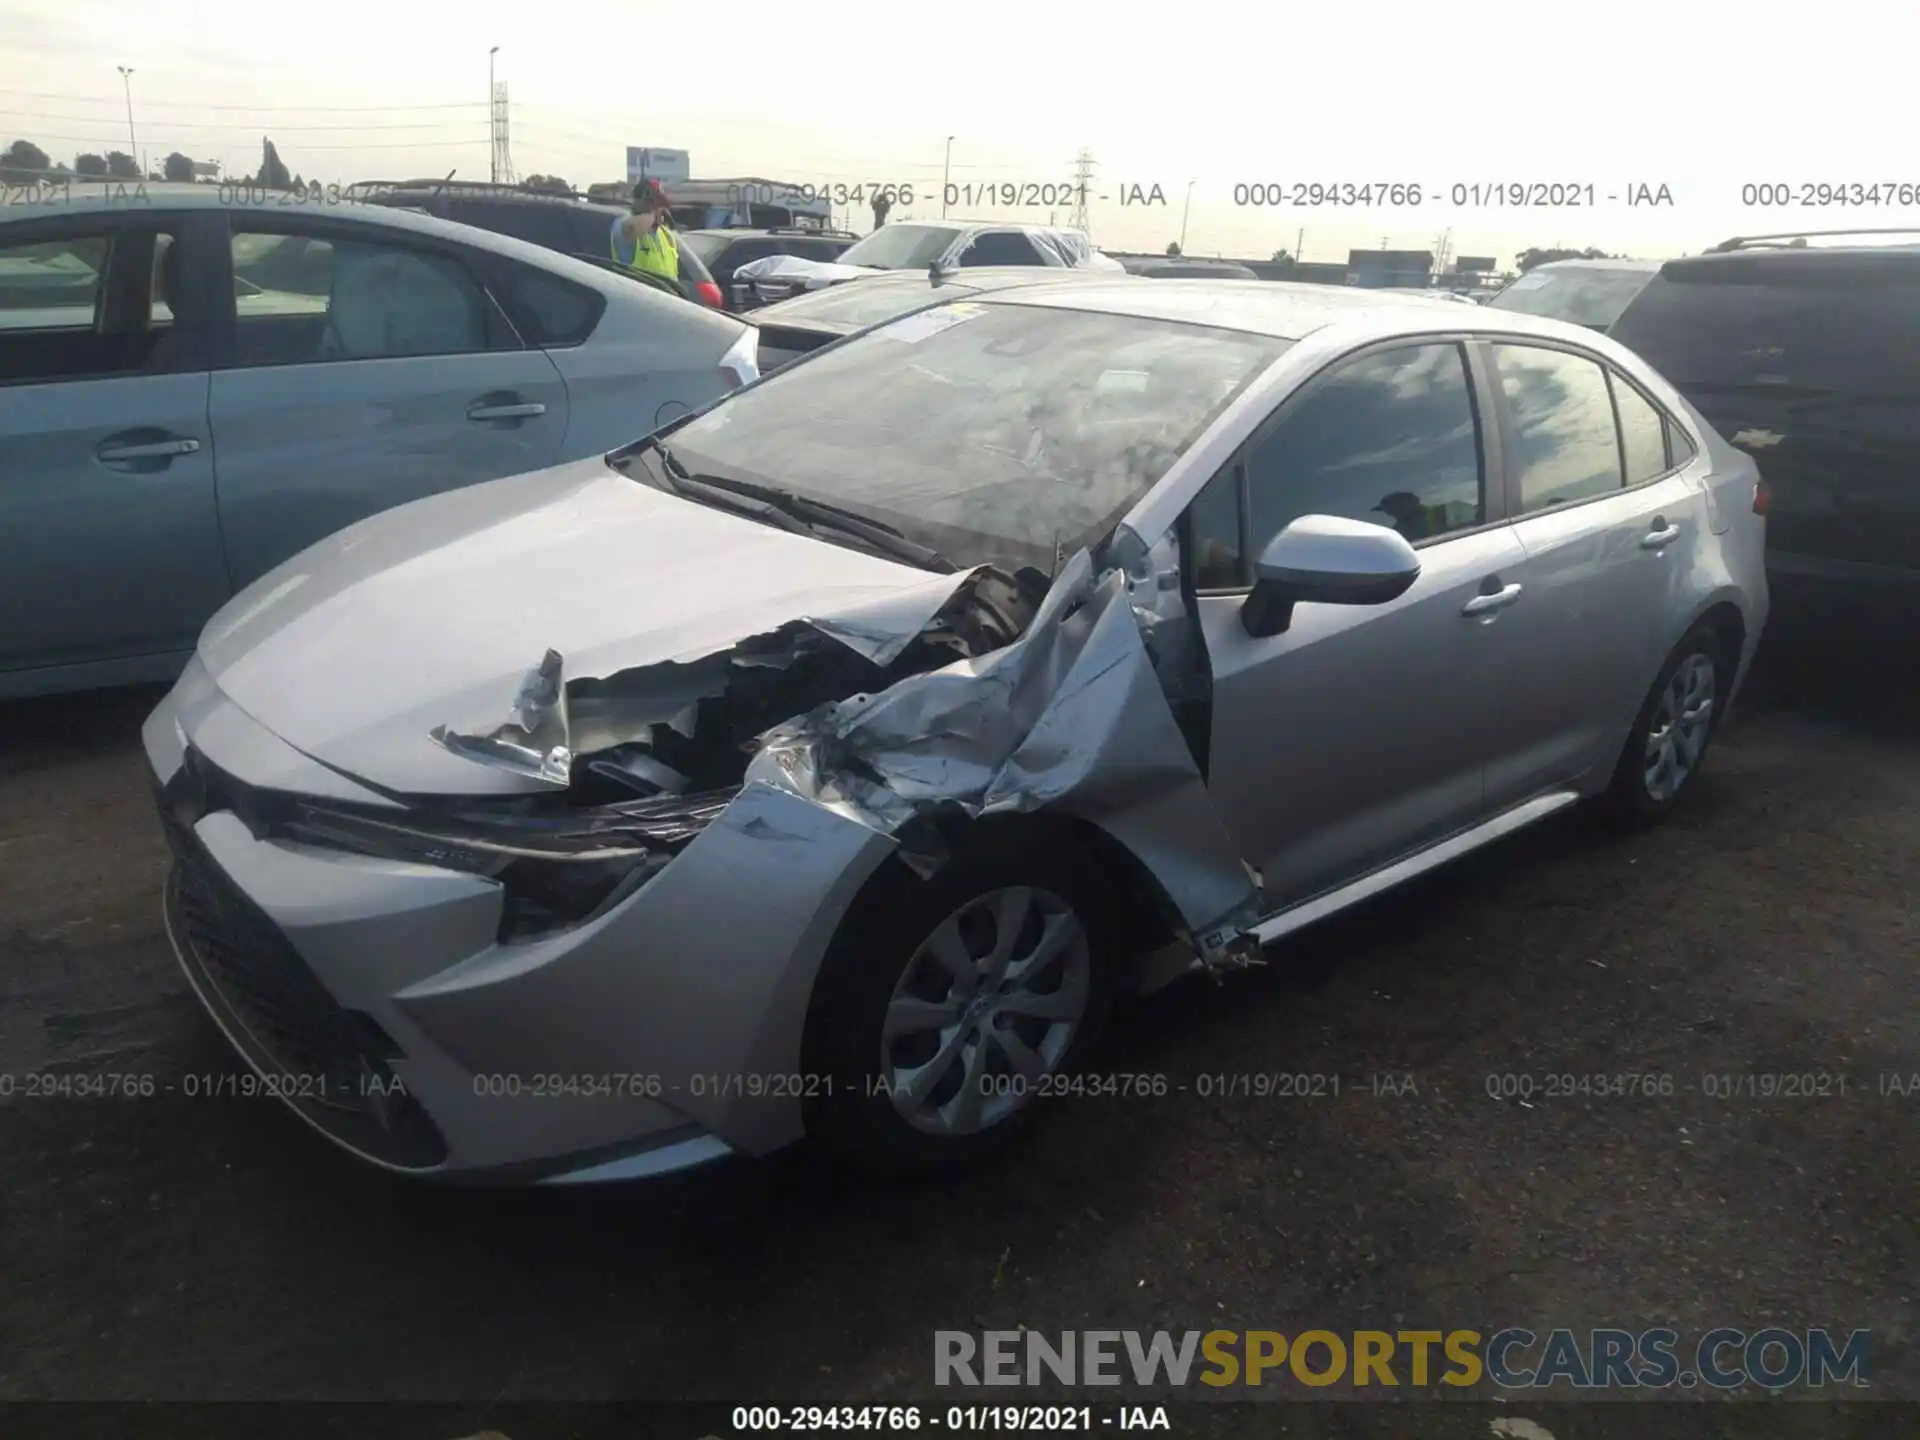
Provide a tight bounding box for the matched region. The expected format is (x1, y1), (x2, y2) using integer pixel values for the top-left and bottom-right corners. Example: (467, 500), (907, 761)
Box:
(196, 455), (962, 794)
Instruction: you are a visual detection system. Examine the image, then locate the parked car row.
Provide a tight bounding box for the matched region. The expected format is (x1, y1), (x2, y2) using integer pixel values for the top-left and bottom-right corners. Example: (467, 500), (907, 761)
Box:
(15, 175), (1911, 1191)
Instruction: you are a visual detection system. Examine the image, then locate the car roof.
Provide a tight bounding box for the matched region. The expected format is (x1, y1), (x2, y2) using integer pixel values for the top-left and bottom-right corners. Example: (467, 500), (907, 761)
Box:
(684, 228), (856, 240)
(1525, 258), (1664, 273)
(979, 277), (1599, 343)
(5, 181), (664, 294)
(747, 265), (1121, 322)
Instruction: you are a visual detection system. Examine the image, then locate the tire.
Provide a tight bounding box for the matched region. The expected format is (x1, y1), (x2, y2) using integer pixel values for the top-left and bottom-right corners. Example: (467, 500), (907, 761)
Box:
(801, 832), (1120, 1171)
(1598, 625), (1728, 827)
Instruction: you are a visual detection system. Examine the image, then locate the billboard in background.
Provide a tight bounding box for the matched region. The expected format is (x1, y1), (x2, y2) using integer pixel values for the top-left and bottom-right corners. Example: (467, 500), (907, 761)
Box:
(626, 148), (691, 185)
(1456, 255), (1497, 273)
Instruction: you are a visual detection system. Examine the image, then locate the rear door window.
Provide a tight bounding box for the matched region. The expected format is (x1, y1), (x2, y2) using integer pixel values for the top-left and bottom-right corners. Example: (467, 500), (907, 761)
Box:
(1491, 344), (1624, 513)
(229, 229), (496, 366)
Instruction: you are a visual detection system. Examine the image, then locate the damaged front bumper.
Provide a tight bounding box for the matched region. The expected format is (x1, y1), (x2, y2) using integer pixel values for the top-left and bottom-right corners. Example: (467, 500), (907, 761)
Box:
(146, 657), (904, 1178)
(145, 541), (1265, 1181)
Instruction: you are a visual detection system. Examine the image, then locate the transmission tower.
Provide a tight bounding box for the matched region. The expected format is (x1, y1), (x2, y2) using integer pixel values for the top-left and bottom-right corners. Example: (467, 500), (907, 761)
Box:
(490, 82), (516, 185)
(1069, 149), (1095, 233)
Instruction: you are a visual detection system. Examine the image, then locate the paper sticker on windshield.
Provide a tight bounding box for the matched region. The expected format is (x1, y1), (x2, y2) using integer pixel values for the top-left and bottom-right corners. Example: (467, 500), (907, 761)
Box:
(878, 303), (984, 344)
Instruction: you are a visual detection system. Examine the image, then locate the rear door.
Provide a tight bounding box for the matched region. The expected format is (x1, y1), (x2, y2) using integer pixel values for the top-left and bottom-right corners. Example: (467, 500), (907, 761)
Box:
(1609, 256), (1920, 585)
(1187, 339), (1526, 904)
(207, 215), (570, 589)
(0, 209), (231, 687)
(1478, 339), (1704, 803)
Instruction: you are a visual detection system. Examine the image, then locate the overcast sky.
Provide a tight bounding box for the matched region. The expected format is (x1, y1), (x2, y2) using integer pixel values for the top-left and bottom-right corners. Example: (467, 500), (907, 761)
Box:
(4, 0), (1914, 263)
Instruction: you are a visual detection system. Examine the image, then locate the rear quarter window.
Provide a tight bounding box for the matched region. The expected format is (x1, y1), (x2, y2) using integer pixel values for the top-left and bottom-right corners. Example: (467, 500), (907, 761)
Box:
(492, 261), (606, 347)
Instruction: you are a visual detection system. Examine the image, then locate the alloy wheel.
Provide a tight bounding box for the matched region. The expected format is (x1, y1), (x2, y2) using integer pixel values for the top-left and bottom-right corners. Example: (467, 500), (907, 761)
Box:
(1643, 652), (1716, 802)
(880, 886), (1092, 1138)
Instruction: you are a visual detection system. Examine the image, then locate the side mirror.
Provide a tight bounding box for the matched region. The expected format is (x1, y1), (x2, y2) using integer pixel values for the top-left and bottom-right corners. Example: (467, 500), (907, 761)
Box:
(1240, 514), (1421, 638)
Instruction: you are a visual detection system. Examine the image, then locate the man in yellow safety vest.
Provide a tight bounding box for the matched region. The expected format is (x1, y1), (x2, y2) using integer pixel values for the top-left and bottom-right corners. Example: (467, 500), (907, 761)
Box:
(611, 179), (680, 282)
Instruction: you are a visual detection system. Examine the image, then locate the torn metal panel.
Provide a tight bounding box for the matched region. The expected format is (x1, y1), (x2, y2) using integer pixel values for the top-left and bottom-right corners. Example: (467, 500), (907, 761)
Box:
(429, 648), (573, 786)
(426, 566), (1028, 793)
(746, 549), (1264, 954)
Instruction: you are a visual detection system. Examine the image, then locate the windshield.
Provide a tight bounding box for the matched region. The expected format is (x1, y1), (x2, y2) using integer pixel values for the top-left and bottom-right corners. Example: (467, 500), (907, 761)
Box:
(656, 300), (1290, 573)
(1487, 266), (1655, 329)
(836, 224), (963, 270)
(757, 275), (983, 330)
(680, 232), (732, 265)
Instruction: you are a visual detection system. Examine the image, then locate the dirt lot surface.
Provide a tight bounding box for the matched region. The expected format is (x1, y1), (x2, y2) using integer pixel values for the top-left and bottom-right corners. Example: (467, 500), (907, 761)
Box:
(1, 598), (1913, 1433)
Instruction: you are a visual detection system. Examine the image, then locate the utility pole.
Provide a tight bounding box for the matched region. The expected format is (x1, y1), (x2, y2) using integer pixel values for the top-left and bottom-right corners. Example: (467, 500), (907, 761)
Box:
(488, 48), (500, 183)
(1296, 226), (1304, 261)
(941, 135), (955, 217)
(116, 66), (137, 162)
(1179, 178), (1195, 253)
(1069, 148), (1095, 234)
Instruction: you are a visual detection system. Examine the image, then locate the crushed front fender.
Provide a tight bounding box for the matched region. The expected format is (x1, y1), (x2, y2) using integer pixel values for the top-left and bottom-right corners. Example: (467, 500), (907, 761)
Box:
(746, 549), (1263, 967)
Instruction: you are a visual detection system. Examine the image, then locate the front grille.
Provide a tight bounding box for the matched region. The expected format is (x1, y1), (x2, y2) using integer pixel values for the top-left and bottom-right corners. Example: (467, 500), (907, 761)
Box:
(157, 771), (448, 1170)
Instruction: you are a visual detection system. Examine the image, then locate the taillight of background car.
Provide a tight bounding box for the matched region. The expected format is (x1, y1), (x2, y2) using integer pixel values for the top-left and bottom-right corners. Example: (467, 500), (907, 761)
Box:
(695, 280), (725, 309)
(1753, 475), (1772, 515)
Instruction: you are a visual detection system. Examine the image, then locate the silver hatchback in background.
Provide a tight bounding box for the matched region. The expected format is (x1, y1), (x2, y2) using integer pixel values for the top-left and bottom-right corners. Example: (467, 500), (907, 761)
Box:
(144, 280), (1767, 1184)
(0, 183), (757, 700)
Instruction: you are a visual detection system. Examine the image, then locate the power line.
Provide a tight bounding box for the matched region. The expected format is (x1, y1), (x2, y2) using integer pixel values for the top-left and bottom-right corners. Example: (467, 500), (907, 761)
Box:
(0, 109), (485, 133)
(0, 89), (485, 113)
(12, 131), (484, 151)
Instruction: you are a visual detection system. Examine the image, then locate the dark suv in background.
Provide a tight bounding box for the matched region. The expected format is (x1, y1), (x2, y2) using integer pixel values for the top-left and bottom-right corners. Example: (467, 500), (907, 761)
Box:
(1607, 233), (1920, 606)
(355, 181), (726, 310)
(679, 227), (858, 312)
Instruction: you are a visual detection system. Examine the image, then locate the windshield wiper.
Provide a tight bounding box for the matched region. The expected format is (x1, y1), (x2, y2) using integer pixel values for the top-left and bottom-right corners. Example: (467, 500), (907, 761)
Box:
(624, 438), (816, 539)
(638, 439), (956, 573)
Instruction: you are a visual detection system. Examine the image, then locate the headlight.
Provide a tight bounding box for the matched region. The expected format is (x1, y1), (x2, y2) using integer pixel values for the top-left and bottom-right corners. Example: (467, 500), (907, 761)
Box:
(279, 788), (738, 941)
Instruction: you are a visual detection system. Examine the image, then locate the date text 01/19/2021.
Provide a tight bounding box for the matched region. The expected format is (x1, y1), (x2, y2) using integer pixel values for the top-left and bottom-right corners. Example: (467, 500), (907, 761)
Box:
(1229, 181), (1675, 208)
(727, 1405), (1171, 1431)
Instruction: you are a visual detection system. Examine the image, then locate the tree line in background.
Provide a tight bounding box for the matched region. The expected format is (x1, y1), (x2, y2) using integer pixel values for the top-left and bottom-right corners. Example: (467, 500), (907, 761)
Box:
(0, 135), (581, 197)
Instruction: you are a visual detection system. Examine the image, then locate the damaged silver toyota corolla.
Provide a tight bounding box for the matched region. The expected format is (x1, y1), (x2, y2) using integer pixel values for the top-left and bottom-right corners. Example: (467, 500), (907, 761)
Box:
(145, 280), (1768, 1182)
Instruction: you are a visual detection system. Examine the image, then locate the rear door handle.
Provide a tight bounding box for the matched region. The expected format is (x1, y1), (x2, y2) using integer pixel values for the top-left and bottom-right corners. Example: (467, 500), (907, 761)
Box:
(1641, 520), (1681, 549)
(467, 400), (547, 422)
(1462, 583), (1523, 616)
(97, 436), (201, 463)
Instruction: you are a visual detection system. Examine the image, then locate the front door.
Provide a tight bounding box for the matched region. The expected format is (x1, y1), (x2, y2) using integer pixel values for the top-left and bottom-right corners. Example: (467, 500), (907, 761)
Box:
(208, 219), (571, 589)
(0, 211), (231, 687)
(1186, 339), (1524, 906)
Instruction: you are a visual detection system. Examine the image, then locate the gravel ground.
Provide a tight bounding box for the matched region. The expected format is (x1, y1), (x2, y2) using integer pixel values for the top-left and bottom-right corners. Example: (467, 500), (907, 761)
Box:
(0, 598), (1913, 1430)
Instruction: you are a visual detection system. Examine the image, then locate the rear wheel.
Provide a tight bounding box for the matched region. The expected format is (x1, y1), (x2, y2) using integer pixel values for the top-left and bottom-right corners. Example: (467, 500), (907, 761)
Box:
(1599, 626), (1726, 826)
(802, 838), (1119, 1170)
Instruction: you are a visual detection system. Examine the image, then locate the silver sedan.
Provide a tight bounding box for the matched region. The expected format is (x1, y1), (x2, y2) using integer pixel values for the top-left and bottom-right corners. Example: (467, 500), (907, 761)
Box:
(145, 279), (1768, 1183)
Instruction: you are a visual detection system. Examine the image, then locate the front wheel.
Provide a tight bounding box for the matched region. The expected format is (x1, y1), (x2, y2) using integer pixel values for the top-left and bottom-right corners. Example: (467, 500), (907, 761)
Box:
(1599, 627), (1726, 826)
(802, 838), (1119, 1170)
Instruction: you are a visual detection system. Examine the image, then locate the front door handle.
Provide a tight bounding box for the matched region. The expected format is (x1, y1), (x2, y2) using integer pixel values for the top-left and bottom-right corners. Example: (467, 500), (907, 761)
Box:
(467, 400), (547, 422)
(1640, 518), (1681, 549)
(1462, 582), (1523, 616)
(98, 436), (200, 463)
